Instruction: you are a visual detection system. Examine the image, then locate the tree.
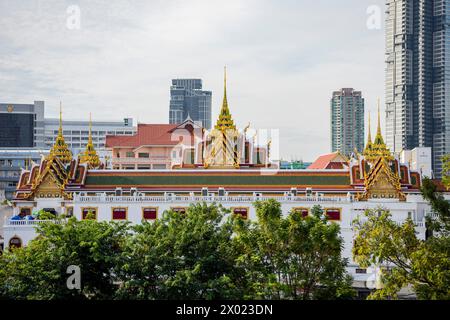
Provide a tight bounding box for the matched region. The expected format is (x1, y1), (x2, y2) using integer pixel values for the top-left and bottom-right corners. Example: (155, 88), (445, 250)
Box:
(116, 202), (246, 299)
(352, 209), (450, 300)
(0, 217), (130, 299)
(233, 200), (354, 300)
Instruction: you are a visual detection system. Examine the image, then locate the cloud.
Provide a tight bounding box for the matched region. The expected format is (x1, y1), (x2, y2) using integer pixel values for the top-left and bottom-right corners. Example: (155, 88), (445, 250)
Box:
(0, 0), (386, 161)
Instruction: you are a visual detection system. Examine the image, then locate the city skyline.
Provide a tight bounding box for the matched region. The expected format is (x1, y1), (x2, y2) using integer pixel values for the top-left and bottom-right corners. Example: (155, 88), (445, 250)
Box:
(0, 0), (386, 161)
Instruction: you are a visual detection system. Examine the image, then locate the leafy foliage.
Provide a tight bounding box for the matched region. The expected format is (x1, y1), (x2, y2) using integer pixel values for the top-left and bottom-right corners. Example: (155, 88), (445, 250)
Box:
(0, 217), (130, 299)
(233, 200), (354, 300)
(0, 201), (353, 300)
(353, 209), (450, 300)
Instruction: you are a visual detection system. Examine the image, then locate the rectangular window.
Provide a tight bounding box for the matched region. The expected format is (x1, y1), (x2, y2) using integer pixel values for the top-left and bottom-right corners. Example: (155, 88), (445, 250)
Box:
(112, 207), (127, 220)
(292, 207), (309, 218)
(82, 207), (97, 220)
(355, 268), (367, 274)
(171, 207), (186, 214)
(138, 153), (149, 158)
(325, 209), (341, 221)
(142, 207), (158, 220)
(232, 207), (248, 219)
(126, 152), (134, 158)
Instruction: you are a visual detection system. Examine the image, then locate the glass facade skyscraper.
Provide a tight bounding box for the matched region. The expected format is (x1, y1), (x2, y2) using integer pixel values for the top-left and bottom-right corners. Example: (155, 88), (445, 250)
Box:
(385, 0), (450, 177)
(330, 88), (365, 157)
(169, 79), (212, 129)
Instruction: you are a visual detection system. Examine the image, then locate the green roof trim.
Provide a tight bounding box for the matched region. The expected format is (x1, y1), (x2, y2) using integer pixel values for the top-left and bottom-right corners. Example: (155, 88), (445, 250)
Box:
(85, 173), (351, 187)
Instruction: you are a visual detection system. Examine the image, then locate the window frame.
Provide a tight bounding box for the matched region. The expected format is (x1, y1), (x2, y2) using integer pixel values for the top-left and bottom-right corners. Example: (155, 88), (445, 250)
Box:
(111, 207), (128, 221)
(324, 208), (341, 221)
(81, 207), (98, 220)
(142, 207), (158, 220)
(231, 207), (249, 220)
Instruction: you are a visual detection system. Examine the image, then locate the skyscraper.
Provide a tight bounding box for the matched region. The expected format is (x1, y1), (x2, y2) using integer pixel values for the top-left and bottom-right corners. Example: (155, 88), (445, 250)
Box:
(0, 101), (45, 148)
(330, 88), (365, 156)
(385, 0), (450, 177)
(169, 79), (212, 129)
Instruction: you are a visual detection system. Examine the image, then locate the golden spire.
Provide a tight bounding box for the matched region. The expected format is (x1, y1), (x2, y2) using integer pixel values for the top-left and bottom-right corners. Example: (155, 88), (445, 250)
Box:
(364, 99), (393, 161)
(363, 112), (373, 156)
(214, 66), (236, 131)
(49, 102), (72, 164)
(79, 113), (101, 169)
(373, 98), (385, 145)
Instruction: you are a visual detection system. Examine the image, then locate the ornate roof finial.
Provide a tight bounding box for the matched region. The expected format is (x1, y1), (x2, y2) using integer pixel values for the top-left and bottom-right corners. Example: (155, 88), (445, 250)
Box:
(363, 99), (393, 161)
(79, 113), (101, 169)
(49, 102), (72, 164)
(374, 98), (385, 145)
(363, 112), (373, 156)
(214, 66), (236, 131)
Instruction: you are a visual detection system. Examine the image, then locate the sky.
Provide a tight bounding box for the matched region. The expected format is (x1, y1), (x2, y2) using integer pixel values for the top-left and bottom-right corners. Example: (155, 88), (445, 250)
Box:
(0, 0), (386, 161)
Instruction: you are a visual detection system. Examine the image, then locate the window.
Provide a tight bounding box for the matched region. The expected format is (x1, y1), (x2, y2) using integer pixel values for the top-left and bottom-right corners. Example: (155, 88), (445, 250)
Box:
(82, 207), (97, 220)
(66, 207), (74, 217)
(355, 268), (367, 274)
(138, 153), (149, 158)
(171, 207), (186, 214)
(112, 207), (127, 220)
(9, 237), (22, 249)
(126, 152), (134, 158)
(232, 207), (248, 219)
(325, 208), (341, 221)
(292, 207), (309, 218)
(142, 207), (158, 220)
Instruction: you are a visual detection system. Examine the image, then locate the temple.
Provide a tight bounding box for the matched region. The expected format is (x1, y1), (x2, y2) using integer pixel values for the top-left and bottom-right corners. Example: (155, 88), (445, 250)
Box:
(3, 71), (442, 294)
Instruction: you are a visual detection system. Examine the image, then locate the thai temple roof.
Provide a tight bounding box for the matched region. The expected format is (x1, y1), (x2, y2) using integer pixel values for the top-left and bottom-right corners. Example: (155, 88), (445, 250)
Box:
(13, 76), (424, 202)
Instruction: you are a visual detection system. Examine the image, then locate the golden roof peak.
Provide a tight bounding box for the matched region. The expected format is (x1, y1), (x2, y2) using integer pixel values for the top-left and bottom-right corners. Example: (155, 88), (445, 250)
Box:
(214, 66), (236, 131)
(79, 113), (101, 169)
(49, 102), (72, 164)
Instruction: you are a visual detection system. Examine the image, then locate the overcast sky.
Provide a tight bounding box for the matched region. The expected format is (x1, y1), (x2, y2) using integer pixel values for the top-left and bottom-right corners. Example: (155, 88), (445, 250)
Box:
(0, 0), (386, 161)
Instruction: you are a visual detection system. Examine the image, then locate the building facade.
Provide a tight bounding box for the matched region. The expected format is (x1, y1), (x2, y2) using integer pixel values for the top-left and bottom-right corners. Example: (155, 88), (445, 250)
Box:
(169, 79), (212, 129)
(330, 88), (365, 156)
(385, 0), (450, 177)
(0, 148), (50, 200)
(0, 101), (45, 148)
(3, 71), (444, 293)
(44, 117), (135, 154)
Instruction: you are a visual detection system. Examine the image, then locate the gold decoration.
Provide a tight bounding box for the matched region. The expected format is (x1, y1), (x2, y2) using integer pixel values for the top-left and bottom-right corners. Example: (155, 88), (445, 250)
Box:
(359, 156), (406, 201)
(363, 100), (393, 162)
(204, 67), (241, 169)
(49, 102), (72, 164)
(78, 113), (101, 169)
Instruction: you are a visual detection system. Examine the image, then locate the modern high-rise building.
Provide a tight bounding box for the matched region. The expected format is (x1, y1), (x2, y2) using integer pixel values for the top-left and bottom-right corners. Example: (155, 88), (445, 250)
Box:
(169, 79), (212, 129)
(0, 101), (45, 148)
(330, 88), (365, 156)
(385, 0), (450, 178)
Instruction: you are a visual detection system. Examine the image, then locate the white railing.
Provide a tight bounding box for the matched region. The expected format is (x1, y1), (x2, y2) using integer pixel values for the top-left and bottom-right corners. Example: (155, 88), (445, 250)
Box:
(74, 194), (352, 204)
(350, 217), (425, 228)
(6, 219), (67, 226)
(112, 158), (172, 164)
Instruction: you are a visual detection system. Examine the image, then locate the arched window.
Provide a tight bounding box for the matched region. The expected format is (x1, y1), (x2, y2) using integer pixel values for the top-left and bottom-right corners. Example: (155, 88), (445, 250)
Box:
(9, 237), (22, 249)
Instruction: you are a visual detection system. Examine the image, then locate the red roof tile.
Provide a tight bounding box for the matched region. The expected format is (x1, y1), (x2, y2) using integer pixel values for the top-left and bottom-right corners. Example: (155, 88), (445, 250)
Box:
(106, 124), (179, 148)
(308, 152), (347, 169)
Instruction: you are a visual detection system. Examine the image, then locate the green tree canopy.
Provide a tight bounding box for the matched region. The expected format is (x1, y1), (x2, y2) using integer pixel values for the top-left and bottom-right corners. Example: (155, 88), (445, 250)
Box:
(233, 200), (354, 300)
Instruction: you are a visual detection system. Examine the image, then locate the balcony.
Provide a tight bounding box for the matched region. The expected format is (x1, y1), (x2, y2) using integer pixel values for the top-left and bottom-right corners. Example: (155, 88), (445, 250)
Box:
(112, 157), (172, 165)
(5, 219), (67, 226)
(74, 194), (352, 204)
